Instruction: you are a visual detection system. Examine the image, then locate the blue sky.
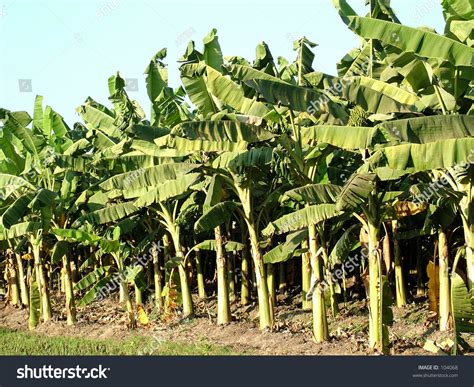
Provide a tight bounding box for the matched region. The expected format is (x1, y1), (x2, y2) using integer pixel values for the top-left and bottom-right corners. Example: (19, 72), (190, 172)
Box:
(1, 0), (445, 124)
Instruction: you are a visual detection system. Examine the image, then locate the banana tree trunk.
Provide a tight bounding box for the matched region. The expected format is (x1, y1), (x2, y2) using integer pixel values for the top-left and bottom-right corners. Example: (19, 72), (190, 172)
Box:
(60, 266), (66, 293)
(266, 263), (276, 308)
(177, 262), (193, 318)
(168, 227), (193, 318)
(15, 253), (29, 307)
(134, 283), (143, 305)
(278, 262), (287, 294)
(237, 184), (273, 329)
(215, 226), (231, 324)
(438, 229), (451, 331)
(309, 224), (328, 342)
(462, 221), (474, 290)
(195, 248), (207, 299)
(459, 181), (474, 289)
(7, 250), (20, 306)
(32, 244), (51, 322)
(392, 221), (407, 307)
(321, 243), (339, 317)
(113, 253), (135, 327)
(416, 239), (425, 297)
(248, 225), (273, 330)
(153, 248), (163, 313)
(301, 240), (312, 310)
(367, 222), (387, 353)
(62, 255), (77, 325)
(227, 253), (236, 302)
(119, 280), (135, 327)
(241, 239), (250, 306)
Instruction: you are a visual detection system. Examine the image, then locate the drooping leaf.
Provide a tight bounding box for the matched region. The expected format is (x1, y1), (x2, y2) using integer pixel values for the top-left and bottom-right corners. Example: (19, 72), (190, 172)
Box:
(50, 240), (69, 265)
(284, 184), (342, 204)
(194, 201), (239, 233)
(75, 266), (111, 291)
(336, 173), (376, 211)
(263, 229), (308, 264)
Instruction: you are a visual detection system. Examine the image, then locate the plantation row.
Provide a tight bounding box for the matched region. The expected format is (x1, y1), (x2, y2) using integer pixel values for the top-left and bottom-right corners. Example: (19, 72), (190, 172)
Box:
(1, 0), (473, 354)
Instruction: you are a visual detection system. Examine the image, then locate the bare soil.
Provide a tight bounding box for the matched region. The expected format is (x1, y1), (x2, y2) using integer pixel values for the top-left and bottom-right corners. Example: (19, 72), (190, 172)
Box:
(1, 291), (472, 355)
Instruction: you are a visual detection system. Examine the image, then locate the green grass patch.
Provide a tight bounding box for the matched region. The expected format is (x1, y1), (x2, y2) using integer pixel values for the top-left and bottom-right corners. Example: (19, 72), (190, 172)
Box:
(0, 327), (237, 356)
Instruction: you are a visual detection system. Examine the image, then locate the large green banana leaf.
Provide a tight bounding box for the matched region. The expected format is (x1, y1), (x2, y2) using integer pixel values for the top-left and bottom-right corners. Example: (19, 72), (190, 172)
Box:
(180, 63), (218, 117)
(244, 78), (348, 124)
(381, 138), (474, 172)
(52, 228), (101, 244)
(85, 202), (139, 224)
(194, 201), (239, 233)
(174, 120), (276, 143)
(191, 239), (244, 253)
(130, 140), (191, 158)
(347, 16), (473, 67)
(157, 134), (247, 152)
(355, 76), (419, 106)
(203, 174), (227, 213)
(206, 66), (270, 117)
(451, 272), (474, 332)
(328, 224), (360, 266)
(1, 194), (31, 228)
(212, 148), (273, 170)
(0, 222), (41, 240)
(336, 173), (377, 211)
(0, 174), (35, 199)
(1, 110), (37, 155)
(145, 48), (170, 105)
(379, 115), (474, 143)
(76, 98), (120, 138)
(134, 173), (201, 207)
(100, 163), (199, 191)
(203, 28), (224, 71)
(294, 37), (317, 77)
(75, 266), (111, 291)
(442, 0), (474, 21)
(227, 64), (284, 83)
(302, 125), (385, 149)
(341, 76), (418, 113)
(263, 229), (307, 264)
(50, 240), (70, 264)
(284, 184), (342, 204)
(262, 204), (341, 236)
(43, 106), (69, 138)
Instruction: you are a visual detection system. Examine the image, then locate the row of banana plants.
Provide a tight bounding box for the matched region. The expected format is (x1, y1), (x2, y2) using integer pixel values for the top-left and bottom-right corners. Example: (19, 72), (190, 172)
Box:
(1, 0), (473, 354)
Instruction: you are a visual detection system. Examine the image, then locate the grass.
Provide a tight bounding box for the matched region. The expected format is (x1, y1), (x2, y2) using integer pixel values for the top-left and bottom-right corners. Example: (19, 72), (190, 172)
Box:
(0, 327), (237, 356)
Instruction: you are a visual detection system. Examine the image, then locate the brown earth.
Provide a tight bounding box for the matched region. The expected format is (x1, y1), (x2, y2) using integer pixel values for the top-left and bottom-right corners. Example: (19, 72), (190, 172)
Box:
(1, 291), (472, 356)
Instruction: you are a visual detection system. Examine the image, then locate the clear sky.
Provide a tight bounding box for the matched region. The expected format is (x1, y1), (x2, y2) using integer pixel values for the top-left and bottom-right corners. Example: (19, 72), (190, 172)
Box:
(1, 0), (445, 124)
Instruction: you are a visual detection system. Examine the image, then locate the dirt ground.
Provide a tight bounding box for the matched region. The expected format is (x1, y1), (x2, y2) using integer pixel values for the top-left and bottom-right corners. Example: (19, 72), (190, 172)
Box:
(1, 290), (472, 356)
